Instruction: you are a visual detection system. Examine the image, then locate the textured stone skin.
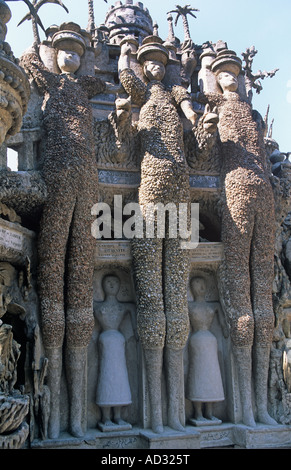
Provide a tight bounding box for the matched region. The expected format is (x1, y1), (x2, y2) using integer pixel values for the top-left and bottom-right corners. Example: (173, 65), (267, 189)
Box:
(119, 45), (219, 433)
(207, 72), (277, 426)
(20, 47), (106, 439)
(208, 91), (275, 349)
(20, 51), (106, 349)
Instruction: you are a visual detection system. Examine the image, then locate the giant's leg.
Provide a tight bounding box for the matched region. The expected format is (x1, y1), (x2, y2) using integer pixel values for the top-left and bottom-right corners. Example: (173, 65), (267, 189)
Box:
(37, 175), (76, 439)
(131, 237), (165, 433)
(219, 187), (256, 426)
(251, 198), (277, 425)
(45, 347), (63, 439)
(64, 174), (97, 437)
(164, 237), (190, 431)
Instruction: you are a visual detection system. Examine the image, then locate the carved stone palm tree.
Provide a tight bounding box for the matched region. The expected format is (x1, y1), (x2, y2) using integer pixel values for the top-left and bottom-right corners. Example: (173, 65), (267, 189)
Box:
(17, 0), (68, 44)
(168, 4), (199, 41)
(87, 0), (95, 33)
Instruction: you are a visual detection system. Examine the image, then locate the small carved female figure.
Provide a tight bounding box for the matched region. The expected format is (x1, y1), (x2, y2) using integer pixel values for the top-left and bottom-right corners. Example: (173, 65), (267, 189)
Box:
(187, 276), (228, 425)
(94, 274), (136, 430)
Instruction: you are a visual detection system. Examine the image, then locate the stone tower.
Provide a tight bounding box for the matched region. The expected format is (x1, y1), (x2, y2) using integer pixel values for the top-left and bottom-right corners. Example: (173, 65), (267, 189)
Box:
(104, 0), (153, 45)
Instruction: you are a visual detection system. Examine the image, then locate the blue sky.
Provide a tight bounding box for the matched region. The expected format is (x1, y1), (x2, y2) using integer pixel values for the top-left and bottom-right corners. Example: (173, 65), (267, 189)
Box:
(5, 0), (291, 153)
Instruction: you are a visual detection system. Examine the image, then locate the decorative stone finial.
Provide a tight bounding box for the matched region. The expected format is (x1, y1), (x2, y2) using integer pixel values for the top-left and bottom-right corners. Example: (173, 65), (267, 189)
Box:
(166, 12), (175, 44)
(153, 21), (158, 36)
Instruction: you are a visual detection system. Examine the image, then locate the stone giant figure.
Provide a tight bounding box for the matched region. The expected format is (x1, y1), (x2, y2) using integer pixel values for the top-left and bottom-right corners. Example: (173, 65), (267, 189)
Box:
(20, 24), (107, 438)
(119, 33), (218, 433)
(208, 47), (277, 426)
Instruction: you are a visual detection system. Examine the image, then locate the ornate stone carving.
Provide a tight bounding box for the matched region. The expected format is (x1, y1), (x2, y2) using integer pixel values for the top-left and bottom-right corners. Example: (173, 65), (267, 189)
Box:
(94, 96), (139, 169)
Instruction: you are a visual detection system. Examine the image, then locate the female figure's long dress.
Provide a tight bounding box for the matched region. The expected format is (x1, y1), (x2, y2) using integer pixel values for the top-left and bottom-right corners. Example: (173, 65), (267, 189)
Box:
(96, 329), (131, 407)
(95, 303), (131, 407)
(186, 302), (224, 402)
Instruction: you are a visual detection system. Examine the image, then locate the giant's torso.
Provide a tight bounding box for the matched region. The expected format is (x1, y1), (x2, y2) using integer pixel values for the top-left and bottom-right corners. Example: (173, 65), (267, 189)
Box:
(137, 81), (189, 204)
(208, 92), (272, 194)
(42, 74), (95, 170)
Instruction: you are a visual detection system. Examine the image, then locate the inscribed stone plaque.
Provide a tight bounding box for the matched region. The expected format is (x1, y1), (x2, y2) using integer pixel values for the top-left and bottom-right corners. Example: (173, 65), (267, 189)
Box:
(95, 240), (131, 263)
(190, 243), (224, 263)
(0, 226), (23, 251)
(189, 174), (220, 190)
(0, 219), (35, 264)
(98, 169), (140, 186)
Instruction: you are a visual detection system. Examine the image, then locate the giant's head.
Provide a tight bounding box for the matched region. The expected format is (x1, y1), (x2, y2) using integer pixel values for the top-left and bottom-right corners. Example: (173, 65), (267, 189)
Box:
(52, 23), (86, 74)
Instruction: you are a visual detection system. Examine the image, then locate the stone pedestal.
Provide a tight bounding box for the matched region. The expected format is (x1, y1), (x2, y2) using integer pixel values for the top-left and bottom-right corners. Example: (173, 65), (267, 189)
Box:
(196, 423), (234, 448)
(232, 424), (291, 449)
(139, 427), (201, 450)
(97, 422), (132, 432)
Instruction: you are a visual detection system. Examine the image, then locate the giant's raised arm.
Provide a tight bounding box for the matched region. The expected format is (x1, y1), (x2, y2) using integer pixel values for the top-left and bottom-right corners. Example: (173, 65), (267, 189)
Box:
(171, 85), (197, 127)
(19, 45), (57, 95)
(118, 41), (132, 73)
(118, 42), (146, 108)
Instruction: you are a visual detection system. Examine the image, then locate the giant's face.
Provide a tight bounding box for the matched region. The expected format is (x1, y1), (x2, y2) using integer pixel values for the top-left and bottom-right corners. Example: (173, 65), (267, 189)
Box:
(57, 50), (81, 74)
(217, 71), (238, 93)
(144, 60), (165, 82)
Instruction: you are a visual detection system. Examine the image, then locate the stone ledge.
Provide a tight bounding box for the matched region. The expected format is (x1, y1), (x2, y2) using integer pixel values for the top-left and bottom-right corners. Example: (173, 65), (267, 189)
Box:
(29, 423), (291, 450)
(194, 423), (233, 448)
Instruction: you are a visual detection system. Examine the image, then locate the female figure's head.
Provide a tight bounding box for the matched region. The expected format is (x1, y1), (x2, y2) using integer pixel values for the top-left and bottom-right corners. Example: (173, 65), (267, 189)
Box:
(190, 276), (207, 300)
(102, 274), (120, 297)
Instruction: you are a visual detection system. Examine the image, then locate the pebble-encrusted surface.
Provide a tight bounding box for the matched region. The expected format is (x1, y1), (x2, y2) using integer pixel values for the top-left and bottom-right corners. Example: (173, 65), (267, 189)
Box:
(208, 91), (275, 347)
(120, 68), (190, 350)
